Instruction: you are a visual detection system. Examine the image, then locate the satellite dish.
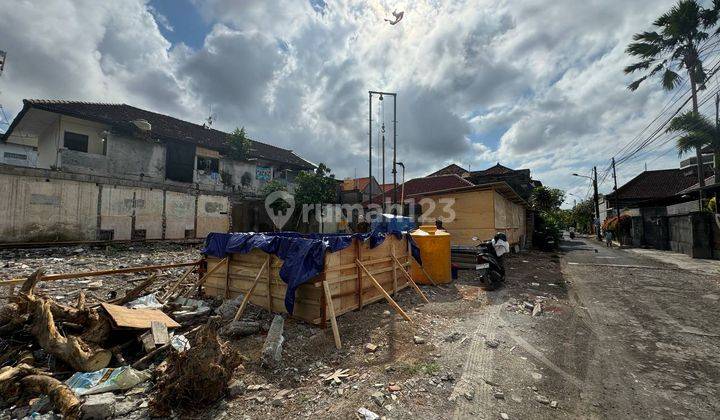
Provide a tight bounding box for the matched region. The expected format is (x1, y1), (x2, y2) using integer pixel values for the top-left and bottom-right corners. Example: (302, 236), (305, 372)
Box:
(132, 119), (151, 131)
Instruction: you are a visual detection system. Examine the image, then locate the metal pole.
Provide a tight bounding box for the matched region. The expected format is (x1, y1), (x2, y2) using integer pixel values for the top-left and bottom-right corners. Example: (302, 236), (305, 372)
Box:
(368, 91), (373, 205)
(593, 166), (601, 240)
(612, 157), (620, 220)
(392, 95), (397, 206)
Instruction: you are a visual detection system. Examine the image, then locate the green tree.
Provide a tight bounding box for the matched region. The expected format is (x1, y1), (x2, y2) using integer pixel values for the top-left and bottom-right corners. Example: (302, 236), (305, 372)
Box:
(259, 180), (291, 213)
(227, 127), (252, 161)
(666, 110), (720, 170)
(570, 199), (595, 233)
(530, 186), (565, 212)
(294, 163), (337, 205)
(625, 0), (720, 192)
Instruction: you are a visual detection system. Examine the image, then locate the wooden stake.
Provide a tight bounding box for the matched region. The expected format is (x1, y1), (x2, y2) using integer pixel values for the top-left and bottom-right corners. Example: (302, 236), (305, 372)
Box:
(418, 264), (440, 287)
(223, 256), (232, 299)
(232, 258), (269, 322)
(185, 257), (228, 297)
(355, 259), (412, 322)
(391, 254), (429, 303)
(322, 281), (342, 349)
(160, 266), (196, 302)
(391, 245), (398, 295)
(266, 255), (272, 311)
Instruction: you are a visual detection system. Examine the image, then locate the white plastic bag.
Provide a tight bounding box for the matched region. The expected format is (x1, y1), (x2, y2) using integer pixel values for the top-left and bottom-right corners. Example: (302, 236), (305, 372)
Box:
(492, 238), (510, 257)
(66, 367), (150, 396)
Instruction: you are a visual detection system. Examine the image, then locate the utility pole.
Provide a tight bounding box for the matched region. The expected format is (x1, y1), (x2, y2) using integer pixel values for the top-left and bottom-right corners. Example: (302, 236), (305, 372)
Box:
(368, 91), (397, 207)
(612, 157), (620, 220)
(368, 92), (372, 205)
(593, 166), (601, 240)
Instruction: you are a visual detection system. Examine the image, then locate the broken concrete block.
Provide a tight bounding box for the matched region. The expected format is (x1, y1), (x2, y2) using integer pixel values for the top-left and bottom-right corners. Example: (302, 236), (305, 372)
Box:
(261, 315), (285, 367)
(81, 392), (116, 419)
(364, 343), (378, 353)
(228, 379), (247, 397)
(535, 395), (551, 405)
(215, 294), (245, 321)
(371, 391), (385, 407)
(221, 320), (261, 337)
(532, 303), (543, 317)
(413, 336), (426, 344)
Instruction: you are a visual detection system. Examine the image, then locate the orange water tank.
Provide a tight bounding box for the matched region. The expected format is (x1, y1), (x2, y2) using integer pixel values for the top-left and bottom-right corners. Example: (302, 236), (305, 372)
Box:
(410, 225), (452, 284)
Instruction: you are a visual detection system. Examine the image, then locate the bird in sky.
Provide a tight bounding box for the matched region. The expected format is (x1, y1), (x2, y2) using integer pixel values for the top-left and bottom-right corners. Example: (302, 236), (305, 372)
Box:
(385, 10), (404, 25)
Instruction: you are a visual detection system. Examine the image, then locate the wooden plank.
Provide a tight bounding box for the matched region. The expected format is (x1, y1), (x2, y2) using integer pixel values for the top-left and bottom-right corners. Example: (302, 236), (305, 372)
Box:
(233, 258), (269, 321)
(160, 265), (196, 301)
(322, 281), (342, 349)
(392, 253), (429, 303)
(355, 240), (363, 309)
(356, 259), (412, 322)
(101, 303), (180, 329)
(391, 245), (398, 295)
(2, 261), (200, 286)
(192, 257), (228, 290)
(223, 256), (232, 299)
(266, 255), (272, 311)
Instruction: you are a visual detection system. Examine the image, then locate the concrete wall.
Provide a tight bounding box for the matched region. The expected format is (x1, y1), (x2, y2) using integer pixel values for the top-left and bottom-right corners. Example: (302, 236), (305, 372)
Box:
(0, 143), (37, 167)
(0, 173), (98, 242)
(668, 212), (713, 259)
(493, 191), (526, 246)
(37, 116), (60, 169)
(0, 171), (229, 243)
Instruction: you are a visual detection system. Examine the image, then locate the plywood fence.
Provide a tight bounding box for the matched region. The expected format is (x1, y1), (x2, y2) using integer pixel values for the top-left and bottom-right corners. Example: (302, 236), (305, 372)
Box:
(203, 234), (411, 326)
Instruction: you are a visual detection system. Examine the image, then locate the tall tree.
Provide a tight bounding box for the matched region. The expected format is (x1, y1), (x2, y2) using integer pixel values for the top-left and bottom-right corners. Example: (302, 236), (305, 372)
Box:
(666, 110), (720, 168)
(625, 0), (720, 196)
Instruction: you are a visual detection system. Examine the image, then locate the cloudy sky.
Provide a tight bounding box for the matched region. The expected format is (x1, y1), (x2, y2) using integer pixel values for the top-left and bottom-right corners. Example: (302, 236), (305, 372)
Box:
(0, 0), (710, 205)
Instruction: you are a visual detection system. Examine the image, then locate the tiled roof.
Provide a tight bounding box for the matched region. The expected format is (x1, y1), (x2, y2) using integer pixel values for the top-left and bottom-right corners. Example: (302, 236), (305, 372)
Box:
(381, 183), (395, 192)
(606, 169), (698, 200)
(473, 163), (516, 176)
(677, 174), (718, 195)
(426, 164), (469, 177)
(370, 174), (473, 203)
(6, 100), (314, 169)
(342, 176), (376, 191)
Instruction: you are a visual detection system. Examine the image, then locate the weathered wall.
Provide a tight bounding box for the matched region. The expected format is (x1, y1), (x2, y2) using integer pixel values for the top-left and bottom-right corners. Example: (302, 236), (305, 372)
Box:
(37, 117), (60, 169)
(165, 191), (196, 239)
(493, 191), (526, 246)
(0, 143), (38, 167)
(0, 173), (98, 242)
(0, 170), (229, 243)
(61, 132), (165, 183)
(668, 212), (713, 259)
(196, 194), (230, 238)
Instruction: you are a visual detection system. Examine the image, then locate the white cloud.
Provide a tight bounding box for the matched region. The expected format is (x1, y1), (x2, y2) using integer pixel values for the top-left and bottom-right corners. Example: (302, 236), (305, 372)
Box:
(0, 0), (695, 198)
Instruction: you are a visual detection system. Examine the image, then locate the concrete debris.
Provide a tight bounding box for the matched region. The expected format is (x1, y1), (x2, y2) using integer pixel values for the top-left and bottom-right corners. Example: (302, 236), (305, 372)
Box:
(358, 407), (380, 420)
(388, 383), (402, 392)
(228, 380), (247, 397)
(221, 320), (261, 337)
(486, 339), (500, 349)
(364, 343), (379, 353)
(444, 332), (465, 342)
(81, 392), (116, 419)
(463, 390), (475, 401)
(535, 395), (551, 405)
(261, 315), (285, 368)
(371, 391), (385, 407)
(531, 372), (542, 381)
(215, 294), (245, 321)
(500, 413), (510, 420)
(493, 391), (505, 399)
(532, 303), (543, 317)
(550, 400), (558, 408)
(413, 336), (426, 344)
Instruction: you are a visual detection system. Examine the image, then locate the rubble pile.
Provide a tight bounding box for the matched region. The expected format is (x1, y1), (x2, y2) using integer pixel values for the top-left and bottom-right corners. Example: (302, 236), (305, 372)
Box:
(0, 247), (246, 419)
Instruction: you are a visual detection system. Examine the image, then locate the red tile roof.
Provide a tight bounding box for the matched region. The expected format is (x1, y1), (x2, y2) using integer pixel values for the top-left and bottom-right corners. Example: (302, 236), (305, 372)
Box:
(342, 176), (374, 191)
(426, 164), (469, 177)
(369, 174), (473, 203)
(473, 163), (516, 176)
(607, 169), (698, 200)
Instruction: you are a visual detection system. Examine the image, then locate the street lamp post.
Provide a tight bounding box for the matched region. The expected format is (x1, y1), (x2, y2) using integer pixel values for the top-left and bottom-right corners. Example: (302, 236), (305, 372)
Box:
(572, 168), (601, 240)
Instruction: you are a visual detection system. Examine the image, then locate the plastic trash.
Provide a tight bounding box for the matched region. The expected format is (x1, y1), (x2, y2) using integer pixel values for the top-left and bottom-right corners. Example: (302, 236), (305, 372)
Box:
(492, 238), (510, 257)
(126, 293), (163, 309)
(66, 367), (150, 396)
(170, 334), (190, 352)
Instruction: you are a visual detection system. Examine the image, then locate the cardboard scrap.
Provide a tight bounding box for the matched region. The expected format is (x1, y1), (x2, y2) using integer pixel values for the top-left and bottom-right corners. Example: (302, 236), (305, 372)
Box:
(101, 303), (180, 329)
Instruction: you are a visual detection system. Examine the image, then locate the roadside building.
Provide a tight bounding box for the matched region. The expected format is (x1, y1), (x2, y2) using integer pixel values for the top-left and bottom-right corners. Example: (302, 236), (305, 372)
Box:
(0, 99), (315, 243)
(340, 176), (383, 203)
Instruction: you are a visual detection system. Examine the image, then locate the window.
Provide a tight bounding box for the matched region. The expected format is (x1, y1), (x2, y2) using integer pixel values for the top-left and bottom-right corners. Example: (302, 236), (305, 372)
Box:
(197, 156), (219, 174)
(64, 132), (88, 153)
(165, 141), (195, 183)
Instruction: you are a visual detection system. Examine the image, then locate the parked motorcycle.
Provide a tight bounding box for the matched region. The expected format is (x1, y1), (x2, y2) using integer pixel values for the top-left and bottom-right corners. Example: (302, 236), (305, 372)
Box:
(451, 232), (507, 290)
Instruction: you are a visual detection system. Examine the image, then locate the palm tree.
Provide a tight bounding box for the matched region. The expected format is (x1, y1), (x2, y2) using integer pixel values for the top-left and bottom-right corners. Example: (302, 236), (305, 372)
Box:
(625, 0), (720, 196)
(667, 109), (720, 177)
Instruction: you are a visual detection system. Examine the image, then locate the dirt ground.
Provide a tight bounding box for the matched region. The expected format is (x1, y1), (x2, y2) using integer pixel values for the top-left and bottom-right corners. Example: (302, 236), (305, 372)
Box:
(4, 237), (716, 419)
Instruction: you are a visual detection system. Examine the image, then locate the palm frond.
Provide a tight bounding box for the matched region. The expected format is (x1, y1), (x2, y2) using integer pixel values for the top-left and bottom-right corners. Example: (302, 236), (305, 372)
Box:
(662, 69), (681, 90)
(667, 111), (715, 134)
(627, 76), (647, 91)
(676, 134), (708, 155)
(626, 41), (662, 59)
(624, 59), (655, 74)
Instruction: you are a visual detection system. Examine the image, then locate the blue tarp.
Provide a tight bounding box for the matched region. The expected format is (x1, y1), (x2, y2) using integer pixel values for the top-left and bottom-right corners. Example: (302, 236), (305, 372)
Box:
(371, 213), (416, 233)
(203, 230), (421, 314)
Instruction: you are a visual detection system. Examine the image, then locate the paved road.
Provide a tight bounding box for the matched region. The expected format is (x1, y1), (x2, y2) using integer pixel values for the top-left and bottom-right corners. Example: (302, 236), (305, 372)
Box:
(451, 237), (720, 419)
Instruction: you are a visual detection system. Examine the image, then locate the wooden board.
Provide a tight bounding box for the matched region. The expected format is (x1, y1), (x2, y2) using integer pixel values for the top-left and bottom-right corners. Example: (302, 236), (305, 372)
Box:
(101, 303), (181, 329)
(203, 235), (411, 325)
